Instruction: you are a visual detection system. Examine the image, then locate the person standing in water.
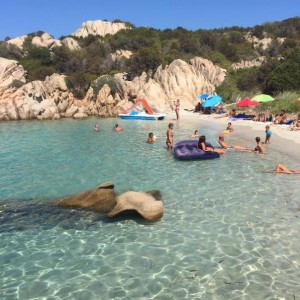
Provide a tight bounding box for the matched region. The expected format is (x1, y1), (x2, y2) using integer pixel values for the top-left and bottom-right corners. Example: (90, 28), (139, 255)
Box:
(94, 124), (100, 132)
(174, 99), (180, 120)
(265, 125), (272, 144)
(166, 123), (174, 150)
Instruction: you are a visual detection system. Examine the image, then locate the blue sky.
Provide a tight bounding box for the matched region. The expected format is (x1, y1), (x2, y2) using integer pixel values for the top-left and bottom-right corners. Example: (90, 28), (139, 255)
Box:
(0, 0), (299, 40)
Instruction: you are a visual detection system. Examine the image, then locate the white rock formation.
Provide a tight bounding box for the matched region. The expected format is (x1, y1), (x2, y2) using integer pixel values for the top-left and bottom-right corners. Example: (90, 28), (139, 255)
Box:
(6, 35), (27, 49)
(245, 32), (285, 50)
(0, 57), (26, 88)
(111, 49), (133, 61)
(231, 56), (266, 70)
(72, 20), (129, 38)
(114, 57), (226, 112)
(61, 37), (81, 51)
(6, 33), (80, 51)
(32, 33), (62, 49)
(0, 56), (226, 120)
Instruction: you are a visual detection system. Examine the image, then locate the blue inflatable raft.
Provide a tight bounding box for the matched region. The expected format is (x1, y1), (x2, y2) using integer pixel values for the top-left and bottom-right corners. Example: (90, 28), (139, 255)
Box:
(173, 140), (220, 160)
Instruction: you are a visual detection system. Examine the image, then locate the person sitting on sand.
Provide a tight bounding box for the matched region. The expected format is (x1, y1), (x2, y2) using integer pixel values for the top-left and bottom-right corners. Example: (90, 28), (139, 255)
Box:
(214, 109), (236, 119)
(274, 163), (300, 174)
(264, 125), (272, 144)
(290, 114), (300, 131)
(198, 135), (225, 155)
(218, 135), (247, 150)
(254, 136), (265, 154)
(191, 130), (199, 138)
(274, 110), (287, 124)
(113, 124), (123, 132)
(147, 132), (157, 143)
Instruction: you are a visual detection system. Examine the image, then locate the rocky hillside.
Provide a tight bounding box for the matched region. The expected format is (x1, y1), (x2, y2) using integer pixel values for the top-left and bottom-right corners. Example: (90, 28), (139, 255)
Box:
(0, 17), (299, 120)
(0, 57), (225, 120)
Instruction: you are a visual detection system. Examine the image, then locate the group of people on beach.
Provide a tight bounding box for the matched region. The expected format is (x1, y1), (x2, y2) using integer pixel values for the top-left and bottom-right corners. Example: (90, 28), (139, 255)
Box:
(165, 119), (299, 174)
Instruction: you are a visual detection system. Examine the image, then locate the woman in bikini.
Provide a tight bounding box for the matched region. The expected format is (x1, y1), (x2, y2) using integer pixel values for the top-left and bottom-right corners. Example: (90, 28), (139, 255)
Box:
(198, 135), (225, 155)
(174, 99), (180, 120)
(274, 163), (300, 174)
(166, 123), (174, 150)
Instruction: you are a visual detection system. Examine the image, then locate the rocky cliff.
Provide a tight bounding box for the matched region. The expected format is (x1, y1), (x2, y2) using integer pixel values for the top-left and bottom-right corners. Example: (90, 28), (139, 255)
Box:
(72, 20), (130, 38)
(7, 33), (80, 51)
(0, 56), (226, 121)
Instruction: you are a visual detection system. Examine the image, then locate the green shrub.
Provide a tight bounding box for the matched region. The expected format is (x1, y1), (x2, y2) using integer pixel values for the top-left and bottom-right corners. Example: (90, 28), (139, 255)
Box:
(66, 72), (95, 99)
(91, 76), (118, 100)
(11, 79), (25, 89)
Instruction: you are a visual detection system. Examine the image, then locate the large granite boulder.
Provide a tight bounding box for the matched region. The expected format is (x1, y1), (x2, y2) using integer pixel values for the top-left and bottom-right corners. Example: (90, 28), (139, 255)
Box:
(0, 57), (26, 88)
(57, 181), (117, 213)
(107, 190), (163, 221)
(57, 182), (163, 221)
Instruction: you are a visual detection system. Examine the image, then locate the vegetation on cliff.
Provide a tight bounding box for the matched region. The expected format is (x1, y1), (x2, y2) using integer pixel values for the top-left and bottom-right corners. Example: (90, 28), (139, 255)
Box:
(0, 17), (299, 102)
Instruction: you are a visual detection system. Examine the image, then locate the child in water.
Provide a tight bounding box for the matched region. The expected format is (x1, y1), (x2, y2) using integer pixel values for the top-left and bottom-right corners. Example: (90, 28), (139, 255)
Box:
(265, 125), (272, 144)
(147, 132), (157, 143)
(94, 124), (100, 132)
(191, 130), (199, 138)
(254, 136), (265, 154)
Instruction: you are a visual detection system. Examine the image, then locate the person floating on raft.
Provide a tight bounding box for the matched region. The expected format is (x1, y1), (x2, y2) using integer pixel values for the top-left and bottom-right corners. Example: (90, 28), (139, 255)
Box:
(198, 135), (225, 155)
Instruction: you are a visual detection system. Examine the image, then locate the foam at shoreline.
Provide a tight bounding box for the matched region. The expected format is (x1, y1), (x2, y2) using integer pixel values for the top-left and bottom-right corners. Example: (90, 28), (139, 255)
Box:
(167, 110), (300, 163)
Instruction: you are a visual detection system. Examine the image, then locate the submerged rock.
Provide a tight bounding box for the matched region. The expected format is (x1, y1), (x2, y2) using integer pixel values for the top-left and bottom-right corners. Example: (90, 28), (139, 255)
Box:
(107, 190), (163, 221)
(57, 181), (116, 213)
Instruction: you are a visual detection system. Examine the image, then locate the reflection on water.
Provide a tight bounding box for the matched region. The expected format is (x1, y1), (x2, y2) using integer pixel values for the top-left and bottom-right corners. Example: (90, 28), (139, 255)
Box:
(0, 118), (300, 299)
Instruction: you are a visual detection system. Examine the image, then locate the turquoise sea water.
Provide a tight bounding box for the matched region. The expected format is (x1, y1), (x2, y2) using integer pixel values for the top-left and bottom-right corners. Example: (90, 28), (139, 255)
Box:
(1, 117), (300, 300)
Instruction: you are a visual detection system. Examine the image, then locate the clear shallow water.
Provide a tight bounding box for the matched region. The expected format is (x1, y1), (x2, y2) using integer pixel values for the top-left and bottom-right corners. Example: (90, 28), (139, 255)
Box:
(0, 117), (300, 300)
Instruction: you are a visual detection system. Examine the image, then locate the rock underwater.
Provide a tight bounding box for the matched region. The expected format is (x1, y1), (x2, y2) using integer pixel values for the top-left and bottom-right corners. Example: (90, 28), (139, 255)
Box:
(57, 182), (163, 221)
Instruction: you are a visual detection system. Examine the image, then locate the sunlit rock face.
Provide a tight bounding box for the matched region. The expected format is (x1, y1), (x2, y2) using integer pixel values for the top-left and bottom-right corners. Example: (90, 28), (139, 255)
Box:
(72, 20), (130, 38)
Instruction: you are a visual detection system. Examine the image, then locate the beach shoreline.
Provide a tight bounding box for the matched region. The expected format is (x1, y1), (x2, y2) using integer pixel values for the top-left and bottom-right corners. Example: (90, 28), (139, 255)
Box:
(167, 110), (300, 162)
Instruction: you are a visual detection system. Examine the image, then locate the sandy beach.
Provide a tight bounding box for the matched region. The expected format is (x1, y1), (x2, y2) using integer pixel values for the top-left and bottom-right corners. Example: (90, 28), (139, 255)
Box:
(167, 110), (300, 162)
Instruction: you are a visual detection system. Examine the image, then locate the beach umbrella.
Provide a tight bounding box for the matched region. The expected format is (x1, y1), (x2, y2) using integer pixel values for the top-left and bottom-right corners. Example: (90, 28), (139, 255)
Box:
(197, 93), (210, 100)
(252, 94), (274, 102)
(202, 95), (222, 108)
(236, 98), (260, 107)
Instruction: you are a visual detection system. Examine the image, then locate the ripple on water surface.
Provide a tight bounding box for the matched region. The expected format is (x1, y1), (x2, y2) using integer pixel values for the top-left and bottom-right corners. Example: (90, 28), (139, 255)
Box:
(0, 118), (300, 299)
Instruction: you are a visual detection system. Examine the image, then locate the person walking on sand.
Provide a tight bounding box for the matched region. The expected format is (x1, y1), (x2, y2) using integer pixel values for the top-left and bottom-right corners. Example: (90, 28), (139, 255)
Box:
(174, 99), (180, 120)
(166, 123), (174, 150)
